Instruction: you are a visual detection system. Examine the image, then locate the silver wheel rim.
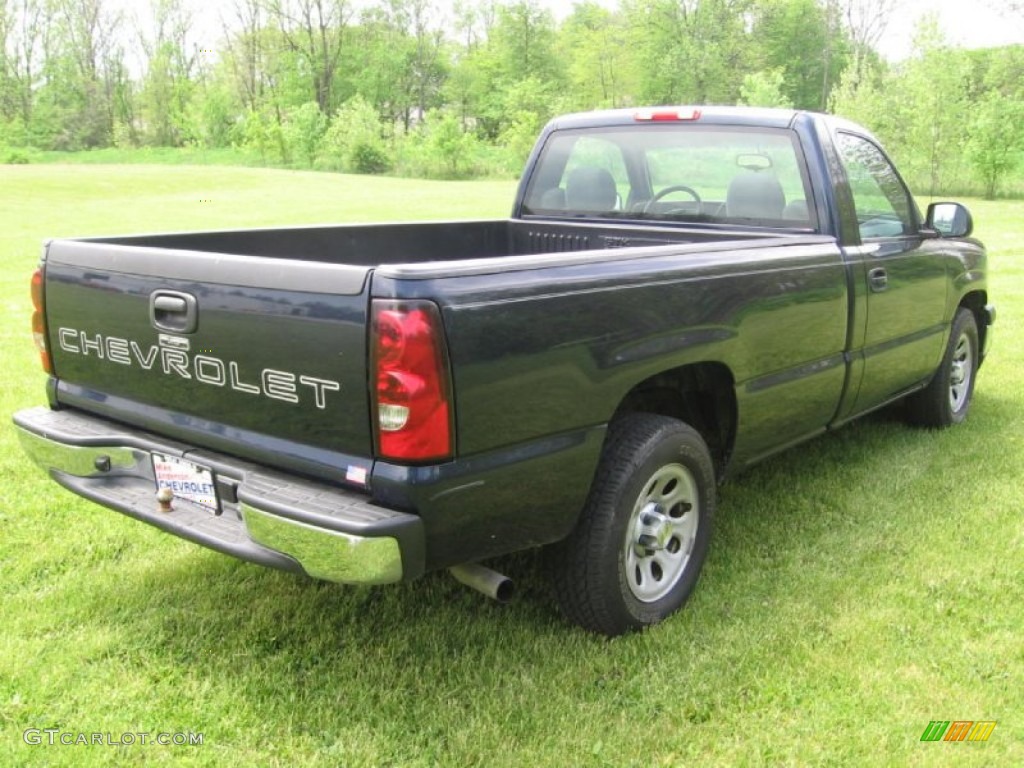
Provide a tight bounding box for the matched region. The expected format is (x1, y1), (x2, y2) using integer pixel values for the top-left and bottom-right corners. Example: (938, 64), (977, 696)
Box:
(623, 463), (700, 603)
(949, 331), (974, 413)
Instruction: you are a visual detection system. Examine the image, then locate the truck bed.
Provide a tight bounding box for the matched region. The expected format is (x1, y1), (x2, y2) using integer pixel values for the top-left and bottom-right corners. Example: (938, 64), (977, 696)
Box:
(81, 218), (799, 268)
(42, 216), (832, 495)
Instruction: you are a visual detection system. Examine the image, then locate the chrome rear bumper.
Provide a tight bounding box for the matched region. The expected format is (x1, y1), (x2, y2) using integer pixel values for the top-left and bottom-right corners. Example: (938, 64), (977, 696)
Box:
(13, 406), (423, 584)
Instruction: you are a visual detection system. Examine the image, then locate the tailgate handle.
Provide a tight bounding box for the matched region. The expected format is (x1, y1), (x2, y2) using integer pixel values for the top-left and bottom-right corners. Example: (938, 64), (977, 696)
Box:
(153, 295), (187, 313)
(150, 290), (198, 333)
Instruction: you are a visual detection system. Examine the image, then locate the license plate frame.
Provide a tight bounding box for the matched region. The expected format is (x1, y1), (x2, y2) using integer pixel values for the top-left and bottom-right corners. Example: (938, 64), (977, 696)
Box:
(152, 453), (219, 514)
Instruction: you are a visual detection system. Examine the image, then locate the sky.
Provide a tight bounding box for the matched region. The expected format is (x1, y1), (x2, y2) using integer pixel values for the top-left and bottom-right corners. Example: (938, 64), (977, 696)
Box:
(877, 0), (1024, 59)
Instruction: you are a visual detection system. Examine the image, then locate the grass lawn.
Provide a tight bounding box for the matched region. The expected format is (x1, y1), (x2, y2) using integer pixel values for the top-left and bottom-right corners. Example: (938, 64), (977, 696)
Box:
(1, 164), (1021, 767)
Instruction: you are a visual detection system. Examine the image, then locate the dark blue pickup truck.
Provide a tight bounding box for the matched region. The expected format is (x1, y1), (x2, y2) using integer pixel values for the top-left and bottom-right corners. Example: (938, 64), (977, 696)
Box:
(14, 107), (995, 635)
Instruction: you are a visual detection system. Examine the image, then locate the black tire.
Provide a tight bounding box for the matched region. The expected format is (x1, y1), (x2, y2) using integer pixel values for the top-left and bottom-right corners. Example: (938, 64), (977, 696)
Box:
(906, 307), (979, 428)
(546, 414), (715, 636)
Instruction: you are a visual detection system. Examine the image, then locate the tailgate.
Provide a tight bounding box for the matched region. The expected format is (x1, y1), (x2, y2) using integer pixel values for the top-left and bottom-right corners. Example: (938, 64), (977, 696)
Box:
(42, 238), (374, 479)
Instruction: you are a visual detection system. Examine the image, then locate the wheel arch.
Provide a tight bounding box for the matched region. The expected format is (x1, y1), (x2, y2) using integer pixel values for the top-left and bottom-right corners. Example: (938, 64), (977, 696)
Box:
(610, 361), (737, 479)
(958, 290), (989, 366)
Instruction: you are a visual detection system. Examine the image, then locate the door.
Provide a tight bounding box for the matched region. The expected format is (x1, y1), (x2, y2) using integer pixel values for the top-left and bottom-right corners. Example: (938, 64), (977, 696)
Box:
(835, 131), (949, 415)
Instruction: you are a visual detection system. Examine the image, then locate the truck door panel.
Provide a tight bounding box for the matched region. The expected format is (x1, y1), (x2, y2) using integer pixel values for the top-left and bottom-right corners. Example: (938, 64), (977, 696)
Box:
(834, 132), (948, 415)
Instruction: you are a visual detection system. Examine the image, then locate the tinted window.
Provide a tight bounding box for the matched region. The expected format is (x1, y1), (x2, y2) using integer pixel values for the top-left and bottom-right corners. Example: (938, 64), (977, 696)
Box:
(522, 125), (815, 228)
(836, 132), (915, 239)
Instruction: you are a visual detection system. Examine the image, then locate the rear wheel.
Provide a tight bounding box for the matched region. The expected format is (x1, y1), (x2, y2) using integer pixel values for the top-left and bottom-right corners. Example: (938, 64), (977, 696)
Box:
(547, 414), (714, 636)
(906, 307), (979, 427)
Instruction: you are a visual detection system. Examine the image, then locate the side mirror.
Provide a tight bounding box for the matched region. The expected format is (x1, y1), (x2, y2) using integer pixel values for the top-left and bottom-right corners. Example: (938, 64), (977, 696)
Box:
(926, 202), (973, 238)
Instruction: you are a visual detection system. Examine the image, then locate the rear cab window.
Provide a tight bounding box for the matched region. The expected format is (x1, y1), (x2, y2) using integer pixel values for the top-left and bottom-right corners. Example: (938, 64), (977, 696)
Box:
(522, 124), (817, 230)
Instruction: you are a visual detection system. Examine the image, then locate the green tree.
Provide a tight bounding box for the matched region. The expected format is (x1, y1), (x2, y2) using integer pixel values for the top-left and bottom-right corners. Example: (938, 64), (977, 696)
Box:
(979, 44), (1024, 100)
(218, 3), (307, 159)
(220, 0), (268, 113)
(321, 93), (391, 172)
(263, 0), (350, 114)
(139, 43), (185, 145)
(0, 0), (49, 139)
(137, 0), (196, 146)
(284, 100), (327, 166)
(626, 0), (754, 105)
(351, 0), (447, 130)
(900, 19), (972, 194)
(738, 68), (793, 108)
(443, 0), (497, 126)
(968, 92), (1024, 198)
(184, 78), (239, 148)
(830, 55), (885, 125)
(456, 0), (562, 139)
(832, 16), (973, 195)
(559, 2), (632, 110)
(401, 0), (448, 127)
(497, 75), (558, 170)
(491, 0), (560, 82)
(752, 0), (850, 110)
(417, 108), (478, 177)
(39, 0), (127, 149)
(241, 105), (289, 163)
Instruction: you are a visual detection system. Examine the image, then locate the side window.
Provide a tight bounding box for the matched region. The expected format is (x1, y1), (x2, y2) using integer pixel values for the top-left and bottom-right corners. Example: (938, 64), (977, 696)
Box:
(836, 132), (915, 239)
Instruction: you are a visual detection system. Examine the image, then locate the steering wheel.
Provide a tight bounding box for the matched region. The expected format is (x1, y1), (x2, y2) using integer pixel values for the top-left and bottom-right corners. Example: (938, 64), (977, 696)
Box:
(643, 184), (702, 213)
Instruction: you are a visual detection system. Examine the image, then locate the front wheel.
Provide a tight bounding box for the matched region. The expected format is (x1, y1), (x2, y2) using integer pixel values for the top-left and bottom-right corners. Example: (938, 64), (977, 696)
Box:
(546, 414), (715, 636)
(906, 307), (979, 428)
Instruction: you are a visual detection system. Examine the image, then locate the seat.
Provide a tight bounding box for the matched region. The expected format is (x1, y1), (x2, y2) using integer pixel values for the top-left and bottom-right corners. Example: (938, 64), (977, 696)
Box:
(782, 199), (809, 222)
(539, 187), (566, 210)
(726, 172), (786, 221)
(565, 167), (618, 212)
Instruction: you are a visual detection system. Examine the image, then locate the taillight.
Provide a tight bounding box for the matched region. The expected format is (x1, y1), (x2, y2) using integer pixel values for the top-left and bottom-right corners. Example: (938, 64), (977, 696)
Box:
(371, 299), (453, 462)
(31, 268), (52, 374)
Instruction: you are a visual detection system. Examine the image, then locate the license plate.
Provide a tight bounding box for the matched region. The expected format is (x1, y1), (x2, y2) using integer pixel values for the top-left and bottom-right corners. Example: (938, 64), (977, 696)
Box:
(152, 453), (219, 514)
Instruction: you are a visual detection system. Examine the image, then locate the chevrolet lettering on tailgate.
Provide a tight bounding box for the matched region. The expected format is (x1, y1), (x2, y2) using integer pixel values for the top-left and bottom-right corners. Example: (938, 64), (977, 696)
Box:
(56, 327), (342, 409)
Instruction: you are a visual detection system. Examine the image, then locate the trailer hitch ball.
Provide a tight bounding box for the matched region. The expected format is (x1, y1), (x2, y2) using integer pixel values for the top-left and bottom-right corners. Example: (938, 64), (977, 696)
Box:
(156, 487), (174, 513)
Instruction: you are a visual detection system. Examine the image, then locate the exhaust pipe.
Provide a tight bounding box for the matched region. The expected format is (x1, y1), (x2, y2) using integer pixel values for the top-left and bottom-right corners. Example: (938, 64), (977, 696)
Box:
(449, 563), (514, 603)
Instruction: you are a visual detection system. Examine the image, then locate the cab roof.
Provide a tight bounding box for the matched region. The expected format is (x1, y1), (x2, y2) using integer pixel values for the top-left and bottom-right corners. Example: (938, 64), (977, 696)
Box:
(544, 106), (803, 132)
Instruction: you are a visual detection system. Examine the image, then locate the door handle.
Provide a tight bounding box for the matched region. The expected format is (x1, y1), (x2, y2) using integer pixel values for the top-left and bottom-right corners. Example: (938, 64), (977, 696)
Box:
(868, 267), (888, 292)
(150, 290), (198, 333)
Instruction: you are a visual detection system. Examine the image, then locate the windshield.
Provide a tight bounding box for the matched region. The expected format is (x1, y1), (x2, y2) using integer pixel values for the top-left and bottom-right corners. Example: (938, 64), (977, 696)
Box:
(521, 125), (815, 229)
